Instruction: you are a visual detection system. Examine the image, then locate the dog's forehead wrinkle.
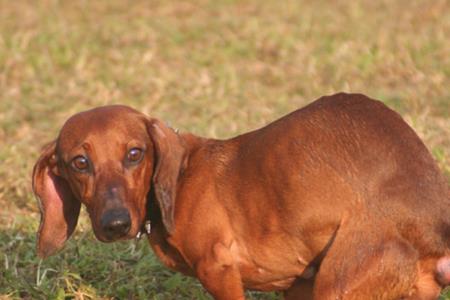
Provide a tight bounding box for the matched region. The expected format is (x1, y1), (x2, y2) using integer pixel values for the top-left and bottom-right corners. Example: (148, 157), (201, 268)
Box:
(58, 114), (148, 155)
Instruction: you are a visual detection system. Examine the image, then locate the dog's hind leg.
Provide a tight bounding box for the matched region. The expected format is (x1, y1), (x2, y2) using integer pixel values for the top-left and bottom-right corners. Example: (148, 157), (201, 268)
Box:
(312, 218), (435, 300)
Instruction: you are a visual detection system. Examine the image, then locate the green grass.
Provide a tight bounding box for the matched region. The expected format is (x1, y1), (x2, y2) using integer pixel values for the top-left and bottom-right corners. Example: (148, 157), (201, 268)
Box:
(0, 0), (449, 299)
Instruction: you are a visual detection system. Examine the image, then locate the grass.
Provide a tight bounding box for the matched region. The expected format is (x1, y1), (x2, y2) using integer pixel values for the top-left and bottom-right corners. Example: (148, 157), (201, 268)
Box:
(0, 0), (449, 299)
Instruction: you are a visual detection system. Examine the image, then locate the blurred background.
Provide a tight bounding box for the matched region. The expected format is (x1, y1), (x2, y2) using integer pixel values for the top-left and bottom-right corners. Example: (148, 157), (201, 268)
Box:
(0, 0), (449, 299)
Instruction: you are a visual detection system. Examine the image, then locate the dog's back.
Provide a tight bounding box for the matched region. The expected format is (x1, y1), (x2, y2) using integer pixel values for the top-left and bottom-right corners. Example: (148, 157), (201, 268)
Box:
(205, 93), (450, 297)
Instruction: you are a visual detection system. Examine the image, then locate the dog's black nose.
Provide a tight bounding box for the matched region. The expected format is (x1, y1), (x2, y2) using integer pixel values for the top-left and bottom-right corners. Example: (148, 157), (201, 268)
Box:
(100, 209), (131, 239)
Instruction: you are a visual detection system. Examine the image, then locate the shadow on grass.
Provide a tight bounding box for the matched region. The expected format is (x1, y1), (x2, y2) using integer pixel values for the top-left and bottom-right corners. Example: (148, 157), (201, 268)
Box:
(0, 229), (279, 300)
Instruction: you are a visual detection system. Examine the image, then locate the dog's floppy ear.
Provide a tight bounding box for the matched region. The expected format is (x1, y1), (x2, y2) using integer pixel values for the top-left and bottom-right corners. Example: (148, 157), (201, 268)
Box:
(32, 141), (81, 258)
(147, 119), (186, 234)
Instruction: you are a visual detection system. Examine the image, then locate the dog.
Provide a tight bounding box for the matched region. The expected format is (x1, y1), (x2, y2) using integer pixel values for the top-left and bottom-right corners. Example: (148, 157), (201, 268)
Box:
(33, 93), (450, 299)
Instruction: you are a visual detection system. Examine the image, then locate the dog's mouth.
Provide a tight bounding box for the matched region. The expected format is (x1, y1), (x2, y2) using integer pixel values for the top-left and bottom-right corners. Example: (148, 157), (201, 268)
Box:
(96, 219), (150, 243)
(95, 226), (138, 243)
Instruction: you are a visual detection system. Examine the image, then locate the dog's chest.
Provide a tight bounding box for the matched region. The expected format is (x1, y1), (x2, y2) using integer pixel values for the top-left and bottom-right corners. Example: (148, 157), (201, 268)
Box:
(147, 235), (195, 276)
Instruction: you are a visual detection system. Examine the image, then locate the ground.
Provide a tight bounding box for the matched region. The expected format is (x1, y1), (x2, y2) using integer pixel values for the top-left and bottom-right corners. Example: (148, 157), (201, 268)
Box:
(0, 0), (449, 299)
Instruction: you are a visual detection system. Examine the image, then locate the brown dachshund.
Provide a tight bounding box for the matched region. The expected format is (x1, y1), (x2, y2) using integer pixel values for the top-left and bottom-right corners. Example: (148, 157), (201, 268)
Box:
(33, 93), (450, 299)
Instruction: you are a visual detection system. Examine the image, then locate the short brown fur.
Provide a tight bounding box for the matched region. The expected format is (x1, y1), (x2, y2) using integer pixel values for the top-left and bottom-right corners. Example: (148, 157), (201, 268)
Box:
(33, 93), (450, 299)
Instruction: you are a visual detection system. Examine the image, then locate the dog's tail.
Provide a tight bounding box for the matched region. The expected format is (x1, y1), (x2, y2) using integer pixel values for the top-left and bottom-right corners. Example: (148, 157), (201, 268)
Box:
(436, 256), (450, 286)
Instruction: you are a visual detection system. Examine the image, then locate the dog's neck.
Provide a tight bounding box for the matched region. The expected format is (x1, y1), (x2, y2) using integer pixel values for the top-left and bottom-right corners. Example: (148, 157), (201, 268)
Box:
(138, 130), (213, 240)
(135, 131), (218, 275)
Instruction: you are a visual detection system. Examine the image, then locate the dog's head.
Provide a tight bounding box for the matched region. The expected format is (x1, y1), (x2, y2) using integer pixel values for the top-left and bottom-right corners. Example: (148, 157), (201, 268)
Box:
(32, 105), (185, 258)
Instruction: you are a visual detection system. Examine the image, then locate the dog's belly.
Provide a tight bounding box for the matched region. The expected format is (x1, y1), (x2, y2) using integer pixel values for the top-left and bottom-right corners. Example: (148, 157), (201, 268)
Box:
(239, 264), (315, 291)
(231, 239), (316, 291)
(243, 276), (297, 291)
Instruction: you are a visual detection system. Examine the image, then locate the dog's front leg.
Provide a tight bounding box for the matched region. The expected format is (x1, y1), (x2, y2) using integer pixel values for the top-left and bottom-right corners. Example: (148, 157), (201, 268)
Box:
(195, 242), (245, 300)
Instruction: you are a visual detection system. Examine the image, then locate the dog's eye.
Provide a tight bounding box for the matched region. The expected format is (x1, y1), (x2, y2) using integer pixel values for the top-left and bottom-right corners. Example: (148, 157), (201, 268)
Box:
(72, 156), (89, 172)
(127, 148), (143, 163)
